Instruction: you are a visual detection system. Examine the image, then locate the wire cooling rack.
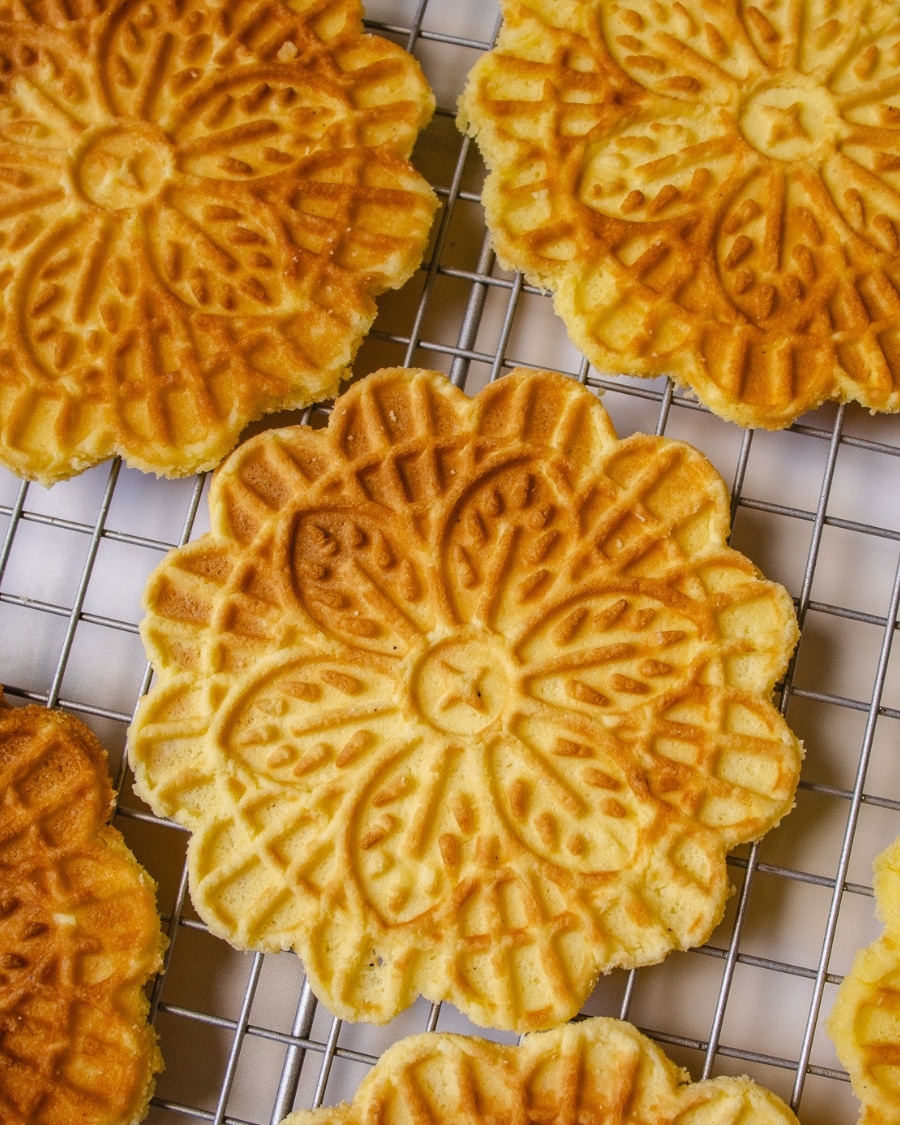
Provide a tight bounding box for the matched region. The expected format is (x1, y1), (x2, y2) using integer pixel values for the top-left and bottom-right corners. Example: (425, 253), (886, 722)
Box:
(2, 3), (900, 1123)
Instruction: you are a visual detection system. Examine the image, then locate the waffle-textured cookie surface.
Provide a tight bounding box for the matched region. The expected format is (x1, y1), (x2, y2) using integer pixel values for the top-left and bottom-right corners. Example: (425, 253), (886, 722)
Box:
(458, 0), (900, 429)
(0, 0), (437, 486)
(128, 365), (802, 1031)
(278, 1017), (800, 1125)
(828, 834), (900, 1124)
(0, 689), (164, 1125)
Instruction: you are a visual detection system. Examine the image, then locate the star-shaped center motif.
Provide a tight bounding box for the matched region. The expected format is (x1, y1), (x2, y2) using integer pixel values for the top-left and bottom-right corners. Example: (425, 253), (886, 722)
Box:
(762, 100), (809, 145)
(413, 637), (512, 736)
(439, 659), (492, 714)
(738, 80), (839, 163)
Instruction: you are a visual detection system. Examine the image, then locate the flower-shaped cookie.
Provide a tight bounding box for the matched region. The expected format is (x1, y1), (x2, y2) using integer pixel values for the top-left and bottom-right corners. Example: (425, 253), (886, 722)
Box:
(828, 834), (900, 1124)
(128, 366), (802, 1031)
(0, 689), (164, 1125)
(278, 1018), (801, 1125)
(458, 0), (900, 429)
(0, 0), (437, 485)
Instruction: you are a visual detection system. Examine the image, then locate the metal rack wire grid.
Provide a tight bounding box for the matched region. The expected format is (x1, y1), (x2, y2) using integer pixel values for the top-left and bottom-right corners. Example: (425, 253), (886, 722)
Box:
(2, 2), (900, 1123)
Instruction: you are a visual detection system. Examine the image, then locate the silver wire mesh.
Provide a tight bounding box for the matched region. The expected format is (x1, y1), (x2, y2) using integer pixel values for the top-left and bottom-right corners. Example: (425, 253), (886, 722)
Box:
(2, 3), (900, 1122)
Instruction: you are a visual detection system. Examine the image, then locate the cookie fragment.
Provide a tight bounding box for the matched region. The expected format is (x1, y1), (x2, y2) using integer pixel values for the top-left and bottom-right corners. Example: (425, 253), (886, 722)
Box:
(828, 834), (900, 1125)
(0, 689), (165, 1125)
(277, 1017), (801, 1125)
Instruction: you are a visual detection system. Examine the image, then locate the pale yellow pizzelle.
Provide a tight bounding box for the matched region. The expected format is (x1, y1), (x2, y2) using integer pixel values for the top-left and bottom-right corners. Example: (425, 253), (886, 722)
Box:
(278, 1017), (801, 1125)
(828, 835), (900, 1124)
(0, 689), (165, 1125)
(129, 365), (802, 1032)
(0, 0), (437, 485)
(458, 0), (900, 429)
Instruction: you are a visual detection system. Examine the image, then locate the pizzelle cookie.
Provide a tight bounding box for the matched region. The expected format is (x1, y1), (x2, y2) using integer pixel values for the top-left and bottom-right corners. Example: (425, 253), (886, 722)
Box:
(128, 365), (802, 1032)
(458, 0), (900, 429)
(0, 689), (164, 1125)
(828, 835), (900, 1124)
(277, 1018), (800, 1125)
(0, 0), (437, 486)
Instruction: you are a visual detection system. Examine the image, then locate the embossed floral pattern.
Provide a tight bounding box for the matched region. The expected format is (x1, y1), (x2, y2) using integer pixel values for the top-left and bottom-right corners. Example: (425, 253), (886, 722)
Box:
(0, 0), (436, 483)
(459, 0), (900, 428)
(129, 367), (802, 1031)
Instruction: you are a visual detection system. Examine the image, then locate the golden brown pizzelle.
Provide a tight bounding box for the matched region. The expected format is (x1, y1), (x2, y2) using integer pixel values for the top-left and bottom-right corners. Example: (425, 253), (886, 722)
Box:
(128, 365), (802, 1032)
(0, 0), (437, 486)
(828, 834), (900, 1125)
(0, 688), (165, 1125)
(458, 0), (900, 429)
(277, 1017), (801, 1125)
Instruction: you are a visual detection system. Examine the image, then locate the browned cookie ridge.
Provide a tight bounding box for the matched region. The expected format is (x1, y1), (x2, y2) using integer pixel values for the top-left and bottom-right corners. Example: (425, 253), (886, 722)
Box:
(0, 689), (165, 1125)
(128, 366), (802, 1032)
(0, 0), (437, 484)
(458, 0), (900, 429)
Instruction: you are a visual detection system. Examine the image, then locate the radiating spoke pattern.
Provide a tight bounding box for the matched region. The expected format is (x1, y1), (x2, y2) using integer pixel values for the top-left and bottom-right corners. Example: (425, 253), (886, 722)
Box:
(0, 0), (437, 483)
(129, 367), (803, 1032)
(459, 0), (900, 428)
